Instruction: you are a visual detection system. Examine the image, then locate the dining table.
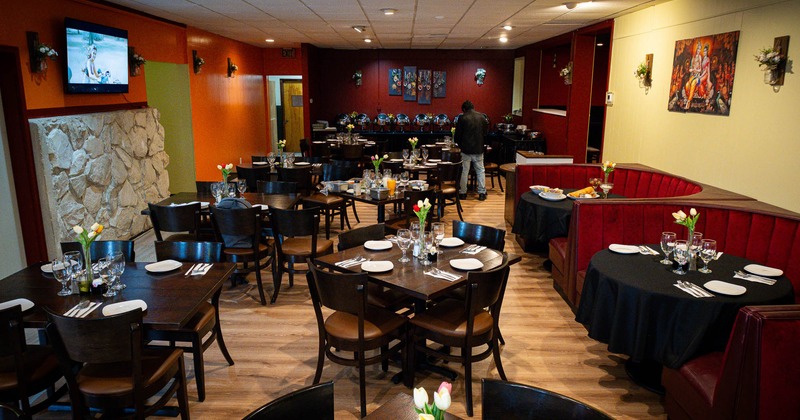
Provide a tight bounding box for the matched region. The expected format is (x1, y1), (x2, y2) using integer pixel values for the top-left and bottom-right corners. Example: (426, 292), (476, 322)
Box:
(512, 188), (623, 251)
(329, 189), (407, 223)
(0, 261), (235, 335)
(575, 245), (794, 392)
(141, 191), (302, 215)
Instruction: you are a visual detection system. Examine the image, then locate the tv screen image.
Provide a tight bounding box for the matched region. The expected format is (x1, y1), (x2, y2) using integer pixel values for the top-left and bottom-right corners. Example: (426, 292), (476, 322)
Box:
(64, 18), (129, 93)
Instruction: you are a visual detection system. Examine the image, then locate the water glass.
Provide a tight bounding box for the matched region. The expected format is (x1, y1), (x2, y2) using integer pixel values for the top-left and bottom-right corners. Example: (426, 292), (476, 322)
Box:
(96, 257), (116, 297)
(267, 152), (276, 168)
(109, 251), (126, 291)
(63, 250), (83, 289)
(402, 149), (410, 163)
(672, 240), (690, 275)
(699, 239), (717, 274)
(432, 222), (445, 250)
(397, 229), (412, 263)
(660, 232), (677, 265)
(52, 258), (72, 296)
(421, 147), (429, 163)
(237, 179), (247, 196)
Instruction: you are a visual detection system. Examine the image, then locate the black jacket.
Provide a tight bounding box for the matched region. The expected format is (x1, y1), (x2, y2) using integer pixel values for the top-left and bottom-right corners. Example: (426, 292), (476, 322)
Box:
(455, 109), (488, 154)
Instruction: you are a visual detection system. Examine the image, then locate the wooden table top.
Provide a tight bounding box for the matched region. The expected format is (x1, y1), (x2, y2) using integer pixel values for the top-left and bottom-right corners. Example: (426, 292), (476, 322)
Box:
(315, 241), (519, 301)
(364, 393), (463, 420)
(0, 262), (235, 331)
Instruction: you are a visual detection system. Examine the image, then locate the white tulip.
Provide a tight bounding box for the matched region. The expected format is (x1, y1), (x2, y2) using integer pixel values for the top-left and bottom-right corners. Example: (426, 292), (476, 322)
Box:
(672, 212), (682, 221)
(225, 163), (233, 170)
(423, 198), (430, 207)
(217, 165), (223, 170)
(413, 387), (428, 409)
(677, 210), (687, 219)
(434, 387), (451, 411)
(73, 226), (84, 234)
(90, 223), (100, 231)
(418, 414), (435, 420)
(88, 231), (96, 239)
(690, 208), (697, 217)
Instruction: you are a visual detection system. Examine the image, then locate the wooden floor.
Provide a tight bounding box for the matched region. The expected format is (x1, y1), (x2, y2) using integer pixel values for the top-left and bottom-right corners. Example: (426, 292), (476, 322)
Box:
(41, 184), (667, 419)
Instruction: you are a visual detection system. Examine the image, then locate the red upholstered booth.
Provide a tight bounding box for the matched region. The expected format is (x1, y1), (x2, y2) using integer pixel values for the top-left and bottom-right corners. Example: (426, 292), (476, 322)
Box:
(566, 200), (800, 308)
(662, 305), (800, 420)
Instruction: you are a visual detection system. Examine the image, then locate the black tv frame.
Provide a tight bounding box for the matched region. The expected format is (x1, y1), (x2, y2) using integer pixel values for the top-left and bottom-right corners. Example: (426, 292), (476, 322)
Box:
(64, 17), (129, 94)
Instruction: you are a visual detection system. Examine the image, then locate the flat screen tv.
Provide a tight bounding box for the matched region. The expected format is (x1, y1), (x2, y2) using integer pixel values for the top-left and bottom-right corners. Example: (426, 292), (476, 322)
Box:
(64, 18), (129, 94)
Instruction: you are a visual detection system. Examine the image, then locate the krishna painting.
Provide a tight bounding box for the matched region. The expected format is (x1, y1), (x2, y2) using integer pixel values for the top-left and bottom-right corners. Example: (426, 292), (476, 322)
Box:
(667, 31), (739, 116)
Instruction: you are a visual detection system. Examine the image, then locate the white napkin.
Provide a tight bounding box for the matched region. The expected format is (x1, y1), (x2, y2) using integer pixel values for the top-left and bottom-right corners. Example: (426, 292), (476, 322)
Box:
(191, 264), (213, 276)
(461, 245), (486, 255)
(734, 273), (776, 285)
(423, 271), (461, 282)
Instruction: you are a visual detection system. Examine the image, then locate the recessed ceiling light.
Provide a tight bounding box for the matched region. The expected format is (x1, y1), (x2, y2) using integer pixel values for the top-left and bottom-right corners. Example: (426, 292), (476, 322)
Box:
(352, 26), (366, 33)
(564, 0), (592, 9)
(381, 8), (397, 15)
(435, 15), (444, 20)
(265, 39), (275, 43)
(364, 38), (372, 43)
(499, 36), (508, 43)
(596, 42), (604, 46)
(502, 25), (513, 31)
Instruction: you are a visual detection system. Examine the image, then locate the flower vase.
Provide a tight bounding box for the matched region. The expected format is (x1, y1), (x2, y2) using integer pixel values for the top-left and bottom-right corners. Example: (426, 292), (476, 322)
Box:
(687, 228), (698, 271)
(764, 68), (777, 85)
(39, 59), (47, 73)
(417, 221), (432, 265)
(603, 173), (609, 184)
(80, 245), (93, 294)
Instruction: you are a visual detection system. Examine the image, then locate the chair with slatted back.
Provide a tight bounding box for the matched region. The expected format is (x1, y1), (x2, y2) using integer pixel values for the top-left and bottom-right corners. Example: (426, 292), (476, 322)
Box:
(340, 143), (365, 167)
(277, 166), (313, 196)
(269, 207), (334, 304)
(303, 163), (360, 238)
(384, 189), (437, 234)
(432, 162), (463, 220)
(147, 202), (210, 242)
(242, 381), (334, 420)
(151, 241), (234, 402)
(306, 261), (407, 418)
(45, 308), (189, 419)
(409, 255), (511, 417)
(210, 206), (271, 305)
(257, 181), (298, 195)
(425, 144), (443, 160)
(60, 240), (136, 263)
(442, 147), (461, 164)
(237, 165), (272, 192)
(310, 141), (332, 161)
(452, 220), (506, 251)
(0, 305), (64, 418)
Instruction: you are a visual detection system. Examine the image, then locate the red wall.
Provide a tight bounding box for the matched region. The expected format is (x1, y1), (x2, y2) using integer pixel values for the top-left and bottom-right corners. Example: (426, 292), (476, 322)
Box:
(539, 44), (572, 107)
(309, 49), (515, 127)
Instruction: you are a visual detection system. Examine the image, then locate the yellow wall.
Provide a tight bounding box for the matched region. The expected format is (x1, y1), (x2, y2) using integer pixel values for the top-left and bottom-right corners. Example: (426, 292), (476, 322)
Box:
(604, 0), (800, 213)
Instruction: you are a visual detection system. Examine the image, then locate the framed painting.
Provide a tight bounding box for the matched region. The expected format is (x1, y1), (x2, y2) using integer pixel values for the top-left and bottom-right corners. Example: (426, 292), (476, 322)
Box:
(433, 71), (446, 97)
(418, 69), (432, 105)
(388, 68), (401, 96)
(403, 66), (417, 101)
(667, 30), (739, 116)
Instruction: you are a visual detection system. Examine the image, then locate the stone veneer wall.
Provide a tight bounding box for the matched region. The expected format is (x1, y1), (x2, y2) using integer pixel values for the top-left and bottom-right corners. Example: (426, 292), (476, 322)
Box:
(29, 108), (170, 258)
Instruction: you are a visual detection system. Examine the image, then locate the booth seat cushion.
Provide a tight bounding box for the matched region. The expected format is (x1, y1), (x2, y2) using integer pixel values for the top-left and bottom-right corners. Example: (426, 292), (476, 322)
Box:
(548, 237), (568, 292)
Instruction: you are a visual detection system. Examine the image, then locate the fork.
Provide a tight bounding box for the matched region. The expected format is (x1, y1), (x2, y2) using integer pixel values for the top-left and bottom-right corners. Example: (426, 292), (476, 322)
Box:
(65, 300), (90, 317)
(679, 280), (714, 297)
(431, 267), (459, 280)
(734, 270), (776, 285)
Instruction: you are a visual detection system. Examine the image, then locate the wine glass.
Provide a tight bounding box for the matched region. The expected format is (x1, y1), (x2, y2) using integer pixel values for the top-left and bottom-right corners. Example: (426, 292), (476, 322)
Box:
(237, 179), (247, 196)
(672, 240), (689, 275)
(52, 257), (72, 296)
(411, 149), (420, 165)
(109, 251), (126, 291)
(400, 171), (409, 188)
(227, 183), (237, 198)
(267, 152), (276, 169)
(599, 182), (614, 199)
(211, 182), (224, 203)
(286, 154), (295, 167)
(397, 229), (412, 263)
(63, 250), (83, 290)
(98, 257), (117, 297)
(402, 149), (410, 163)
(432, 222), (445, 251)
(699, 239), (717, 274)
(660, 232), (677, 265)
(589, 177), (602, 192)
(421, 147), (429, 163)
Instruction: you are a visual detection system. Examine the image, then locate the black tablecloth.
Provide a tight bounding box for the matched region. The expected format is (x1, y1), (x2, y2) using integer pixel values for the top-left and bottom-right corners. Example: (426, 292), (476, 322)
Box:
(575, 247), (795, 368)
(512, 190), (622, 251)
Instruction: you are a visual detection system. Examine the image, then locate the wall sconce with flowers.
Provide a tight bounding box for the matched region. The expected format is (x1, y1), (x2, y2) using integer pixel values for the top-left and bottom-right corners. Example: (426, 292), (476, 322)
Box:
(227, 57), (238, 78)
(560, 61), (573, 85)
(129, 47), (146, 77)
(634, 53), (653, 93)
(192, 50), (205, 74)
(353, 69), (362, 86)
(27, 31), (58, 73)
(755, 36), (790, 92)
(475, 68), (486, 86)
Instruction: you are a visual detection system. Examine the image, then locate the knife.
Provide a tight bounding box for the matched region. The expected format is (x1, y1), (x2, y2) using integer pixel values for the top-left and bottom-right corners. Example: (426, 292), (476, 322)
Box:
(76, 302), (101, 318)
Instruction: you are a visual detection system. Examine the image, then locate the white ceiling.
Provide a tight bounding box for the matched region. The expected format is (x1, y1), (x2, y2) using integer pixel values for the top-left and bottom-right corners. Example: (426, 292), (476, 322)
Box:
(104, 0), (661, 49)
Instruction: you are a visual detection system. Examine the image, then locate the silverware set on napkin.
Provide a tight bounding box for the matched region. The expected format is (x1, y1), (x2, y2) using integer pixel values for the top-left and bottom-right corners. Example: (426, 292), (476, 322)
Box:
(638, 246), (660, 255)
(335, 256), (366, 268)
(185, 263), (213, 277)
(64, 300), (102, 317)
(734, 271), (777, 285)
(424, 267), (461, 281)
(674, 280), (714, 298)
(461, 244), (486, 254)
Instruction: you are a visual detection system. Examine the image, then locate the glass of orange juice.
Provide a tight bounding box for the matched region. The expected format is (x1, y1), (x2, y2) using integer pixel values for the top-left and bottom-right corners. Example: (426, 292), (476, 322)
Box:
(386, 177), (397, 197)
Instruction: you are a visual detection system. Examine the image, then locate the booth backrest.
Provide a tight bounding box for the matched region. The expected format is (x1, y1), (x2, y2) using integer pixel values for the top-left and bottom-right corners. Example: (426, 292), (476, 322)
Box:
(568, 200), (800, 304)
(515, 164), (704, 203)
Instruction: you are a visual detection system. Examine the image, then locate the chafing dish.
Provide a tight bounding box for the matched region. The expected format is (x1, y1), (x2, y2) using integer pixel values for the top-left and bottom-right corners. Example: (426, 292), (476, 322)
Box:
(374, 113), (390, 132)
(355, 113), (371, 130)
(336, 113), (351, 128)
(395, 114), (410, 132)
(414, 113), (430, 131)
(433, 113), (450, 131)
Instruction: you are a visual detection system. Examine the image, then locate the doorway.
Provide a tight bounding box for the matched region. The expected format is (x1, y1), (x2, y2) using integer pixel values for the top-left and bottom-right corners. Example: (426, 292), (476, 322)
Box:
(280, 79), (304, 153)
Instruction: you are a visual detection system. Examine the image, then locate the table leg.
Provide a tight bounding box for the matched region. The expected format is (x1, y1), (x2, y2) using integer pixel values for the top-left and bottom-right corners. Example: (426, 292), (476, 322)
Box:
(377, 204), (386, 223)
(624, 358), (665, 395)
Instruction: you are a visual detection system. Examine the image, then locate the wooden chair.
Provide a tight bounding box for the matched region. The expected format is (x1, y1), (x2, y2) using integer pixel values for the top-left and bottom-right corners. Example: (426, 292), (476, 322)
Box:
(277, 166), (313, 196)
(0, 403), (22, 419)
(60, 240), (136, 263)
(482, 379), (613, 419)
(147, 202), (210, 242)
(210, 206), (271, 305)
(237, 165), (272, 192)
(242, 381), (334, 420)
(269, 207), (334, 304)
(432, 162), (463, 220)
(257, 180), (297, 194)
(425, 144), (443, 160)
(336, 223), (386, 252)
(662, 305), (800, 420)
(385, 189), (437, 234)
(0, 306), (64, 418)
(45, 308), (189, 419)
(442, 147), (461, 163)
(303, 163), (356, 239)
(409, 255), (511, 416)
(470, 142), (503, 191)
(310, 141), (332, 161)
(151, 241), (234, 402)
(340, 143), (365, 167)
(306, 261), (407, 418)
(452, 220), (506, 251)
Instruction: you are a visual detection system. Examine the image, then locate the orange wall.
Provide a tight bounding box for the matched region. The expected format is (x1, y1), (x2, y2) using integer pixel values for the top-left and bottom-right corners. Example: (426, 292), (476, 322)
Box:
(187, 27), (268, 181)
(0, 0), (185, 110)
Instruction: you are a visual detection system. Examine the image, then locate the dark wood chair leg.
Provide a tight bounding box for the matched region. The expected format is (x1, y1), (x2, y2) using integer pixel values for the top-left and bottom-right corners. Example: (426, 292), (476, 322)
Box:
(254, 261), (267, 305)
(176, 357), (190, 420)
(192, 335), (206, 401)
(465, 346), (473, 417)
(271, 260), (282, 304)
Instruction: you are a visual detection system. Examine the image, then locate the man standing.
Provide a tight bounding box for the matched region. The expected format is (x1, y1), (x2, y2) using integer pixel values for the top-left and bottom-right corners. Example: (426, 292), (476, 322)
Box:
(455, 100), (489, 200)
